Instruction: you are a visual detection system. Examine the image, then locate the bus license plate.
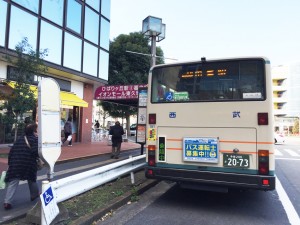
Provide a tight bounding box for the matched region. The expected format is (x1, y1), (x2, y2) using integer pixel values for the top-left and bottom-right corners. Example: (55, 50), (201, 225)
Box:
(223, 154), (250, 168)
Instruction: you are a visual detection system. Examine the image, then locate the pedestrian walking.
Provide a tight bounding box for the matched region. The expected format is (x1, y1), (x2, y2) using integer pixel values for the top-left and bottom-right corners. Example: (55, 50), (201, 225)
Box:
(94, 120), (100, 134)
(62, 118), (73, 146)
(109, 121), (124, 159)
(3, 123), (40, 210)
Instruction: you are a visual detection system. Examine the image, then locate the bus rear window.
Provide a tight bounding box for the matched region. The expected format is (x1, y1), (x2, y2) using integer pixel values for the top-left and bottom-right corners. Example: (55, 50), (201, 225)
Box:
(151, 59), (266, 103)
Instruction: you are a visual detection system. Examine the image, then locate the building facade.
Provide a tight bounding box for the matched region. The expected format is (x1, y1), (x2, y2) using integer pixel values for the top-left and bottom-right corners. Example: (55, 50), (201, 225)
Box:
(272, 63), (300, 135)
(0, 0), (110, 144)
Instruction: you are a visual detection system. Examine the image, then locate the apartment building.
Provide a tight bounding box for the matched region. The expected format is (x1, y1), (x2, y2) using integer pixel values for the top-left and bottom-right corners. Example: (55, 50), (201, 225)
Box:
(272, 62), (300, 135)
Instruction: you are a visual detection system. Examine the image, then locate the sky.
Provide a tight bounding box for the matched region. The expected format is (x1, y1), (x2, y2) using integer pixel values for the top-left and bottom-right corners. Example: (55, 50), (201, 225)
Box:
(110, 0), (300, 66)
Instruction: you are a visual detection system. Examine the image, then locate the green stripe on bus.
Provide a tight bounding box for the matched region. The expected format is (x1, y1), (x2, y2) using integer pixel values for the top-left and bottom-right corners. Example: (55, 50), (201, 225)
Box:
(156, 163), (275, 176)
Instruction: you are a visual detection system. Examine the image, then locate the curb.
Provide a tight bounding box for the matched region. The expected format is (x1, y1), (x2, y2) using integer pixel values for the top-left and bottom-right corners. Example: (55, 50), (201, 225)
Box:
(69, 179), (159, 225)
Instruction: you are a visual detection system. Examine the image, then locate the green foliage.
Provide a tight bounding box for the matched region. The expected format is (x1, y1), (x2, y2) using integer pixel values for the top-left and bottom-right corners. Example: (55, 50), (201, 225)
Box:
(109, 32), (164, 86)
(1, 37), (48, 141)
(95, 101), (111, 127)
(130, 186), (140, 202)
(103, 32), (164, 123)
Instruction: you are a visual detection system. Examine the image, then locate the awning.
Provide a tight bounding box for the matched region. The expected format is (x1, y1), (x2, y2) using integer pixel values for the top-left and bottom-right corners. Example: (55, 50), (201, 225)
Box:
(60, 91), (88, 108)
(3, 81), (88, 108)
(6, 81), (38, 97)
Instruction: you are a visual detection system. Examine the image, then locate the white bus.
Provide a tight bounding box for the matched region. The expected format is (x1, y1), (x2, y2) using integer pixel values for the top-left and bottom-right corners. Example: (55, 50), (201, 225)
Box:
(145, 57), (275, 191)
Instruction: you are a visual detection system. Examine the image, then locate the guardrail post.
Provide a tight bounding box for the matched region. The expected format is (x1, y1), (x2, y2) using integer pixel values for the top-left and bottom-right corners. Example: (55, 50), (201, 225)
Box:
(129, 155), (135, 184)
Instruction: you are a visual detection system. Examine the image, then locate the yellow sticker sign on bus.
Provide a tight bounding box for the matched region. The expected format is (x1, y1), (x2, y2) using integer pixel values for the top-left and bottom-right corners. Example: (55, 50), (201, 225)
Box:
(148, 128), (156, 141)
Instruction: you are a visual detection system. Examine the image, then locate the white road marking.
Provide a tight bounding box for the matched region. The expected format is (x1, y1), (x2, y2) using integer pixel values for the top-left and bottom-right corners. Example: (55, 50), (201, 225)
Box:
(284, 149), (300, 157)
(276, 158), (300, 161)
(275, 149), (283, 156)
(276, 177), (300, 225)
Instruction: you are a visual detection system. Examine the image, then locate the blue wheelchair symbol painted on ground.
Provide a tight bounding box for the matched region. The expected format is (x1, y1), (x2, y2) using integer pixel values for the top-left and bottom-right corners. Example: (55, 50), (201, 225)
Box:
(169, 112), (176, 118)
(165, 92), (173, 101)
(43, 187), (54, 206)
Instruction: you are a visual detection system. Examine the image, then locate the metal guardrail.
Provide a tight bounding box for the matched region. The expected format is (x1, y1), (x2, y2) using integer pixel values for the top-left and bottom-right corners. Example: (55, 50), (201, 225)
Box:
(47, 154), (146, 203)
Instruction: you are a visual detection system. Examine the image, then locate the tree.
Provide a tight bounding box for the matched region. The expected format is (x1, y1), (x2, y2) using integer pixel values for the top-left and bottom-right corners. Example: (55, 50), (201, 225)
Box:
(0, 37), (48, 141)
(102, 32), (164, 132)
(95, 101), (110, 127)
(109, 32), (164, 85)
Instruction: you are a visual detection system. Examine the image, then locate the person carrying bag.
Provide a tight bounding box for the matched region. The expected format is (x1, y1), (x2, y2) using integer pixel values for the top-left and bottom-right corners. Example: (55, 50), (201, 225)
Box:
(3, 123), (40, 210)
(0, 171), (7, 189)
(62, 118), (73, 147)
(109, 121), (125, 159)
(24, 135), (44, 171)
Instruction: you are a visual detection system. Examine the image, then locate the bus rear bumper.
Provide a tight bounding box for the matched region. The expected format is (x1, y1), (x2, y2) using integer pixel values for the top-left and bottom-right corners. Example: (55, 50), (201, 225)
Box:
(145, 167), (275, 191)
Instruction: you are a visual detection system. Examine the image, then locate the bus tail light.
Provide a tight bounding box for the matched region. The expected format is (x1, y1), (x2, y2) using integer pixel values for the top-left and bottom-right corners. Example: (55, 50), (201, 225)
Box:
(258, 150), (269, 175)
(258, 113), (268, 125)
(148, 145), (156, 166)
(262, 179), (270, 186)
(147, 169), (154, 176)
(149, 113), (156, 124)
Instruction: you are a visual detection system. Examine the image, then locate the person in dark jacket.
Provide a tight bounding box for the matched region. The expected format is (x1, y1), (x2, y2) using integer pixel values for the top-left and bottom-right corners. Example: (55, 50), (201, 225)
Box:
(94, 120), (100, 134)
(62, 117), (73, 146)
(109, 121), (124, 159)
(3, 123), (40, 210)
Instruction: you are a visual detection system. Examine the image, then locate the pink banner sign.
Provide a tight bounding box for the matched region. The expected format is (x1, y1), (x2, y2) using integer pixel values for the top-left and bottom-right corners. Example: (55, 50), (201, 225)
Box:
(94, 84), (147, 100)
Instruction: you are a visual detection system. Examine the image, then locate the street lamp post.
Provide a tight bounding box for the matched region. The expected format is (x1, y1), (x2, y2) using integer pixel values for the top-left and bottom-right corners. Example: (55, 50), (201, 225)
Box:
(137, 16), (165, 155)
(142, 16), (166, 67)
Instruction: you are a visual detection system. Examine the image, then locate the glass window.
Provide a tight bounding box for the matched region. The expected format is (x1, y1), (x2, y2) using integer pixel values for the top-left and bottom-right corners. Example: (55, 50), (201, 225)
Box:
(151, 60), (266, 103)
(99, 49), (109, 80)
(42, 0), (64, 26)
(83, 42), (98, 77)
(66, 0), (82, 34)
(101, 0), (110, 19)
(13, 0), (39, 13)
(64, 32), (82, 71)
(84, 6), (99, 44)
(40, 21), (62, 65)
(0, 0), (7, 47)
(100, 17), (110, 50)
(86, 0), (99, 12)
(9, 6), (37, 50)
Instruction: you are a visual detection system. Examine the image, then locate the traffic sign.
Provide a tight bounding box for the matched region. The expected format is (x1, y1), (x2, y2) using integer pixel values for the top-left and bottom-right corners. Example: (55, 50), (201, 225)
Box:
(40, 184), (59, 225)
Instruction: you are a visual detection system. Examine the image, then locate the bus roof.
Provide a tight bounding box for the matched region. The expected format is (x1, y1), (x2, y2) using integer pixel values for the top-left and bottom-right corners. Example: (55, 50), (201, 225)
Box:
(151, 56), (270, 70)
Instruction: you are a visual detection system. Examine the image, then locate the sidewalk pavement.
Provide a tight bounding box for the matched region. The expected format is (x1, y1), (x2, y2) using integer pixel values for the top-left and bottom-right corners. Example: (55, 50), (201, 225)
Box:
(0, 139), (142, 173)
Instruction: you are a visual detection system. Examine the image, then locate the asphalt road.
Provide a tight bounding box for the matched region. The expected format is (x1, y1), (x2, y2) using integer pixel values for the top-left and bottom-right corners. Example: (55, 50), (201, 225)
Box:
(274, 137), (300, 223)
(99, 181), (289, 225)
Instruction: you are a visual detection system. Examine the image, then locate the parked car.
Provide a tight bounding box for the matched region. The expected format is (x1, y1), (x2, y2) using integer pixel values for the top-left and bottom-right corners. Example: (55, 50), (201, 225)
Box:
(274, 132), (285, 144)
(130, 124), (137, 136)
